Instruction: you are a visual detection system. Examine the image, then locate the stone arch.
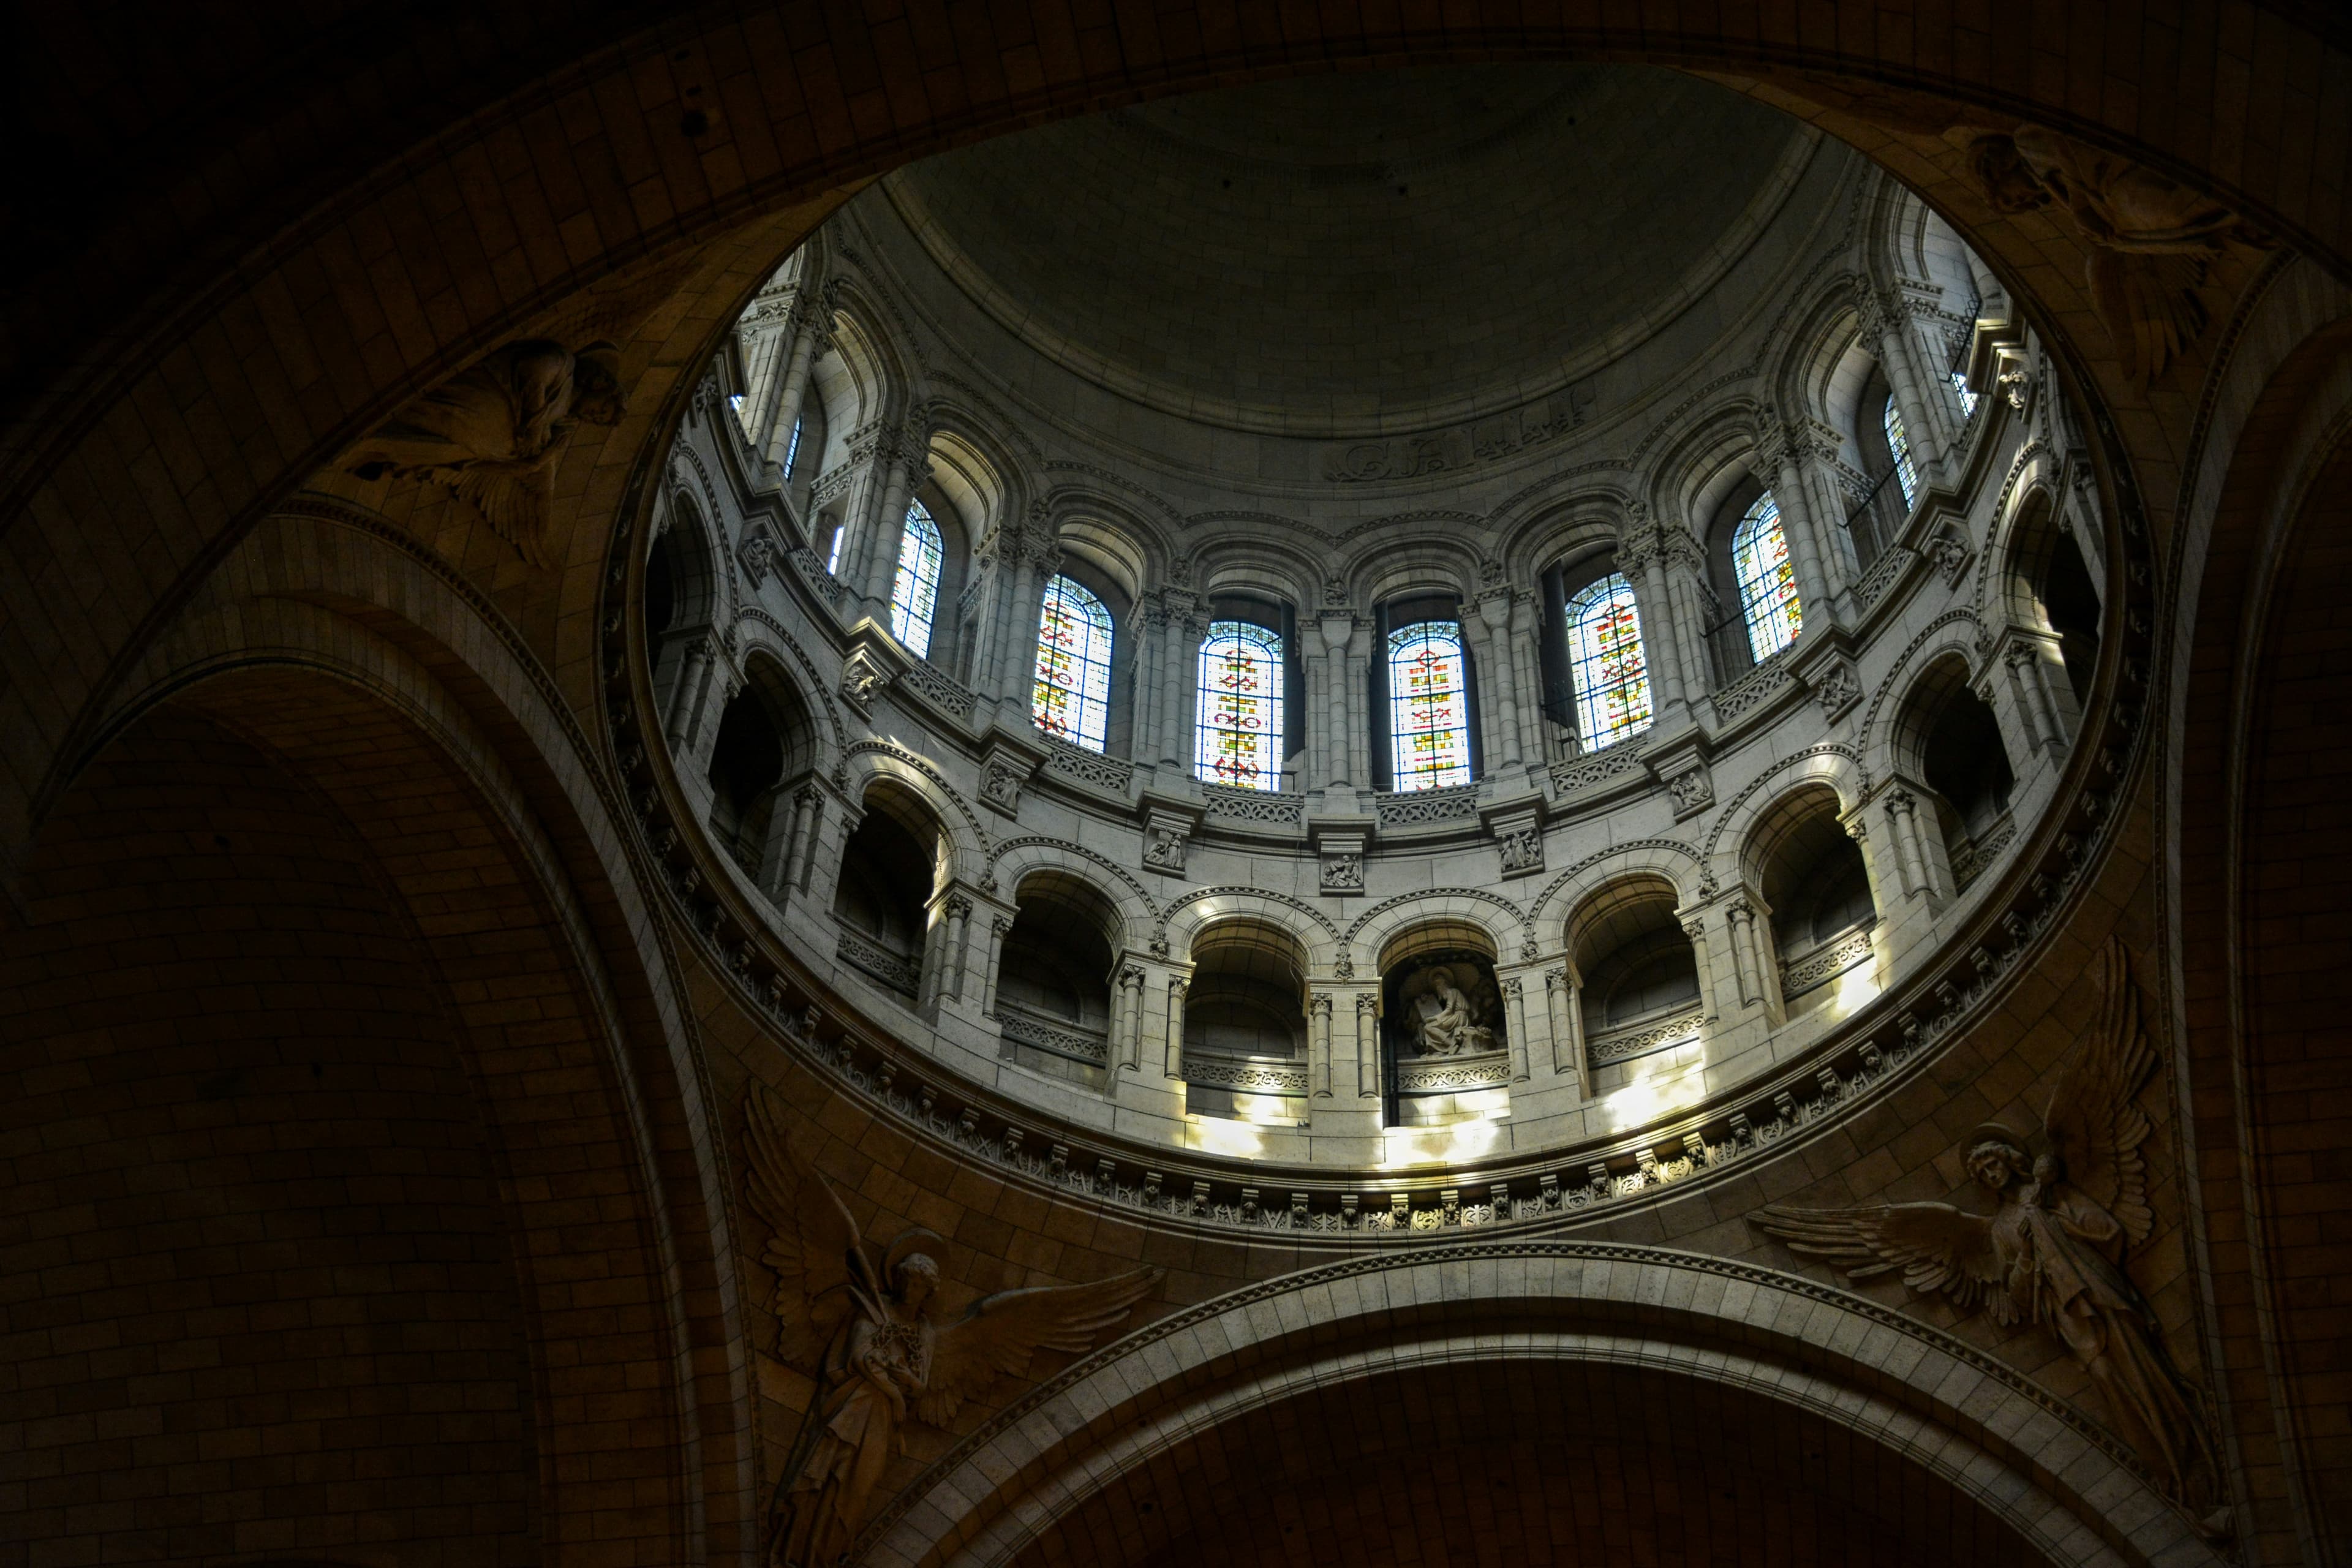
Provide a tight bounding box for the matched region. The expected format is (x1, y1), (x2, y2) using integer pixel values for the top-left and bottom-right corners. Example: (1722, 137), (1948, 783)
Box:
(839, 742), (989, 888)
(1887, 650), (2018, 899)
(990, 846), (1152, 954)
(1525, 837), (1707, 935)
(1159, 888), (1340, 974)
(1344, 889), (1528, 978)
(71, 507), (749, 1564)
(863, 1244), (2216, 1568)
(1857, 611), (1988, 781)
(1490, 482), (1636, 583)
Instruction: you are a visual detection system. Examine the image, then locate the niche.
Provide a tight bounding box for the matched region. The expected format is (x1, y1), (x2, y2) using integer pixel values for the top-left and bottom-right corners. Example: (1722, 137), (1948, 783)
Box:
(1568, 876), (1704, 1078)
(1379, 921), (1508, 1128)
(830, 782), (940, 1003)
(2006, 491), (2103, 714)
(1182, 921), (1308, 1125)
(645, 494), (717, 713)
(704, 661), (817, 880)
(996, 873), (1118, 1091)
(1750, 786), (1878, 1019)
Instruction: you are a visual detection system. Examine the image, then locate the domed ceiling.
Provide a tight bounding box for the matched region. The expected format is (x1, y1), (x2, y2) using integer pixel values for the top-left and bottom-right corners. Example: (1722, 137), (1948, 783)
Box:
(883, 66), (1816, 437)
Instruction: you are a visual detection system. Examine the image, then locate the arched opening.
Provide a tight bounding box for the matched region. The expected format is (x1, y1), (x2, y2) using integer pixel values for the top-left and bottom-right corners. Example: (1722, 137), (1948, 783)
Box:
(1377, 919), (1507, 1127)
(1895, 655), (2017, 894)
(646, 492), (719, 736)
(1567, 875), (1704, 1080)
(830, 780), (942, 1003)
(1181, 920), (1309, 1125)
(2003, 489), (2103, 718)
(997, 872), (1121, 1090)
(1747, 785), (1877, 1019)
(704, 658), (818, 883)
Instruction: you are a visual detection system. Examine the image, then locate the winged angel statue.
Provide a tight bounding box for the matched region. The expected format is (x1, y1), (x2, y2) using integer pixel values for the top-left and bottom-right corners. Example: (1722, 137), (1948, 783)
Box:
(1752, 941), (2224, 1532)
(742, 1085), (1160, 1567)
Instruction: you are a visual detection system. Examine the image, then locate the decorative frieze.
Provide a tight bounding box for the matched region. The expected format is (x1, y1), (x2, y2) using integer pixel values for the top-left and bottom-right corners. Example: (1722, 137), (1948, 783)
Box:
(1374, 783), (1481, 829)
(999, 1007), (1110, 1065)
(1779, 923), (1876, 1000)
(1184, 1057), (1309, 1095)
(1041, 737), (1133, 794)
(1202, 783), (1304, 827)
(895, 658), (978, 720)
(837, 929), (920, 996)
(1586, 1009), (1708, 1068)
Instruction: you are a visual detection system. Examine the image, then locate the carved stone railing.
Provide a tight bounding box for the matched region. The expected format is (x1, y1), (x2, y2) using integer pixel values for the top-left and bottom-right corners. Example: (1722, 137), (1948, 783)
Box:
(1586, 1009), (1707, 1069)
(1393, 1050), (1513, 1093)
(1710, 652), (1793, 725)
(1042, 737), (1134, 794)
(1549, 741), (1646, 797)
(998, 1006), (1109, 1066)
(1948, 812), (2016, 891)
(1202, 783), (1305, 827)
(1853, 544), (1919, 611)
(1183, 1055), (1308, 1094)
(1373, 782), (1482, 828)
(835, 926), (921, 997)
(788, 546), (845, 607)
(895, 658), (978, 720)
(1778, 922), (1876, 1001)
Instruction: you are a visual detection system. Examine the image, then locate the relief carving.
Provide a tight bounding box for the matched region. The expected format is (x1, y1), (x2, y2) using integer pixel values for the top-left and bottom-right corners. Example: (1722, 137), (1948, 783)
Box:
(1400, 961), (1501, 1058)
(1751, 941), (2223, 1534)
(743, 1087), (1160, 1567)
(1972, 126), (2269, 383)
(345, 337), (626, 564)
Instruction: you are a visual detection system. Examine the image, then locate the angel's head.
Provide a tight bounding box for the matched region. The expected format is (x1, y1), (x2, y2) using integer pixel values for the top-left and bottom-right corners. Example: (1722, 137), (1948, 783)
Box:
(893, 1251), (940, 1309)
(1966, 1131), (2032, 1192)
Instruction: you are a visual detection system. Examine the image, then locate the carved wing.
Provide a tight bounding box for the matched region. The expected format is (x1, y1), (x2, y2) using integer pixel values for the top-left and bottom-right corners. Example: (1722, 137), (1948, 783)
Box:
(1751, 1200), (2016, 1324)
(2041, 938), (2157, 1246)
(742, 1084), (876, 1371)
(914, 1266), (1161, 1428)
(2086, 249), (2207, 383)
(451, 456), (557, 566)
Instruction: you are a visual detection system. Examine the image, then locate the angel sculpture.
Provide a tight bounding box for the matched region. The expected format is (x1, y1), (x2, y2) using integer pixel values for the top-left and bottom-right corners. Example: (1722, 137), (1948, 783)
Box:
(742, 1085), (1160, 1567)
(1972, 126), (2268, 383)
(1751, 940), (2222, 1532)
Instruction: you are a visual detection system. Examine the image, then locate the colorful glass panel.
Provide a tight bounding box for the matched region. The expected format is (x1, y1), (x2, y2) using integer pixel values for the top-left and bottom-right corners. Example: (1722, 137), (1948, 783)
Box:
(1566, 574), (1653, 748)
(889, 500), (943, 657)
(1033, 575), (1114, 753)
(1194, 621), (1283, 790)
(1883, 394), (1918, 507)
(1733, 492), (1803, 663)
(1386, 621), (1474, 791)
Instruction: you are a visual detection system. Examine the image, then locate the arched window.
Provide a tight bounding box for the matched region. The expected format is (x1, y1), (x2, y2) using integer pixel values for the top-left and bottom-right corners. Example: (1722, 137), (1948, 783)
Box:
(1564, 573), (1652, 748)
(1949, 370), (1979, 420)
(1385, 621), (1474, 791)
(1733, 492), (1804, 662)
(889, 500), (943, 657)
(1033, 575), (1114, 753)
(1882, 394), (1918, 507)
(1196, 621), (1284, 790)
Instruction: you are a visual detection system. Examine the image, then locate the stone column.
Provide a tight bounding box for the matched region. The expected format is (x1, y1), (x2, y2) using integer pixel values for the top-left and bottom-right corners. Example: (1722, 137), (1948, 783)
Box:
(1499, 974), (1532, 1083)
(1163, 976), (1188, 1080)
(1310, 992), (1335, 1099)
(1341, 617), (1374, 793)
(1861, 283), (1945, 484)
(762, 282), (840, 476)
(1159, 594), (1204, 774)
(1762, 414), (1847, 618)
(1617, 513), (1690, 726)
(1109, 962), (1146, 1073)
(979, 914), (1012, 1017)
(1471, 586), (1526, 771)
(1725, 897), (1772, 1014)
(849, 428), (927, 614)
(1354, 992), (1382, 1100)
(1316, 607), (1356, 789)
(682, 666), (737, 782)
(665, 635), (714, 752)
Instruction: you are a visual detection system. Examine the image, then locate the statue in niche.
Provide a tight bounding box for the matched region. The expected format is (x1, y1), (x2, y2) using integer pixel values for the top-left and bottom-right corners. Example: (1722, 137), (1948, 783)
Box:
(1401, 960), (1501, 1058)
(1751, 941), (2225, 1536)
(1972, 126), (2269, 383)
(742, 1085), (1159, 1567)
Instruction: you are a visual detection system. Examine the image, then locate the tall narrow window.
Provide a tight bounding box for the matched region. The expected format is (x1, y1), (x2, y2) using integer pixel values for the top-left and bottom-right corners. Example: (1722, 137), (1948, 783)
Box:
(783, 416), (804, 478)
(1949, 370), (1979, 420)
(1386, 621), (1474, 791)
(825, 523), (843, 576)
(1733, 493), (1804, 663)
(1033, 575), (1114, 753)
(1882, 394), (1918, 507)
(1196, 621), (1284, 790)
(1565, 574), (1653, 748)
(889, 501), (943, 657)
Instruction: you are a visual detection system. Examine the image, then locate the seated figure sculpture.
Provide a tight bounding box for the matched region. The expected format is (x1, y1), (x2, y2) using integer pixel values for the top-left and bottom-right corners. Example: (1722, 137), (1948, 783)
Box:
(1409, 965), (1498, 1057)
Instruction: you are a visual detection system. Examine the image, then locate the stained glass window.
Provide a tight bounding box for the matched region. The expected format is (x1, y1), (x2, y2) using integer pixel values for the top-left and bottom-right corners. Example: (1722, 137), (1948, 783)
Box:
(1386, 621), (1474, 791)
(1195, 621), (1283, 790)
(825, 524), (843, 576)
(1733, 492), (1803, 663)
(889, 500), (943, 657)
(1883, 394), (1918, 508)
(1950, 370), (1979, 419)
(1033, 575), (1114, 753)
(1566, 574), (1653, 748)
(783, 415), (804, 477)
